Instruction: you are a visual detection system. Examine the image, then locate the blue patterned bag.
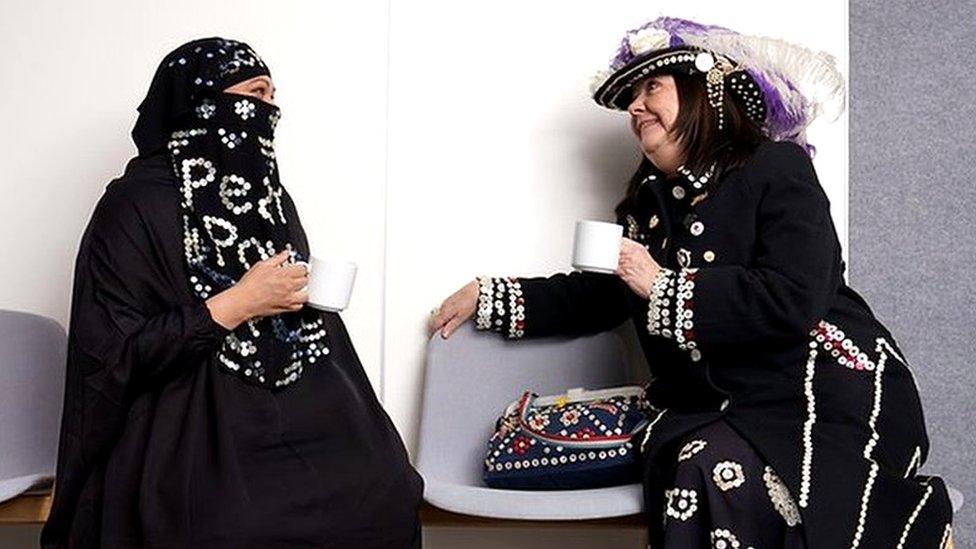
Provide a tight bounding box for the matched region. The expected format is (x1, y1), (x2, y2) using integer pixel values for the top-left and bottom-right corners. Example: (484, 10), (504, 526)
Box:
(483, 385), (653, 490)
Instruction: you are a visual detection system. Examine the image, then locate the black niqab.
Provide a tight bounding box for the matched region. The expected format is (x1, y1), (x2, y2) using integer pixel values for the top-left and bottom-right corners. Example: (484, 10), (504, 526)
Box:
(132, 37), (271, 157)
(140, 37), (326, 390)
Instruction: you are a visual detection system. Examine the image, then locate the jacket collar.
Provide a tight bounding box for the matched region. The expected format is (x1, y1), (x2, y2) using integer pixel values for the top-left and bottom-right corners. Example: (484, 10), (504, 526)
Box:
(642, 161), (716, 205)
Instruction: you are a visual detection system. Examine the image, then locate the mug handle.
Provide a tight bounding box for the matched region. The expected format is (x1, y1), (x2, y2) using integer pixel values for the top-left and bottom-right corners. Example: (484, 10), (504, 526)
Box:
(292, 260), (311, 294)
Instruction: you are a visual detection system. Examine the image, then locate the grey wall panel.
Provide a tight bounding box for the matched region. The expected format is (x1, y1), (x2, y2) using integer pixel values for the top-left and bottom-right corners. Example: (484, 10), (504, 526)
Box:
(851, 0), (976, 544)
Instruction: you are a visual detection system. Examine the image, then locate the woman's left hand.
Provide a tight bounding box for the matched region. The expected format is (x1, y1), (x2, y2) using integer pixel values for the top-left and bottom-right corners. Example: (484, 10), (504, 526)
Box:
(616, 237), (661, 300)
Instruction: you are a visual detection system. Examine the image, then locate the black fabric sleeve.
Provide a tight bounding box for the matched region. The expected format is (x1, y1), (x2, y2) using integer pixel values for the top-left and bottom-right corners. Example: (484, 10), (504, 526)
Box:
(76, 186), (231, 399)
(84, 297), (230, 394)
(474, 270), (639, 339)
(646, 142), (842, 353)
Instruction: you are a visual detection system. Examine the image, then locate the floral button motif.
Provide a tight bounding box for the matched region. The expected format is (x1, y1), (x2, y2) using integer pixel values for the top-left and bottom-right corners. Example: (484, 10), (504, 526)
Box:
(512, 436), (532, 455)
(234, 99), (256, 120)
(528, 414), (549, 430)
(712, 460), (746, 491)
(560, 410), (580, 426)
(665, 487), (699, 521)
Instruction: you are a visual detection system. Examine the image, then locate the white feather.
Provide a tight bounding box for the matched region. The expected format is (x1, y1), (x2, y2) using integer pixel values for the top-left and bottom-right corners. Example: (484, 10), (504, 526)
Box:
(678, 30), (847, 143)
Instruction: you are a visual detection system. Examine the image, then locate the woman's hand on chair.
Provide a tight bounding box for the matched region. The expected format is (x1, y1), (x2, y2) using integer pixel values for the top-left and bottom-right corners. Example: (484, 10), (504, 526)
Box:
(616, 237), (661, 300)
(428, 279), (479, 339)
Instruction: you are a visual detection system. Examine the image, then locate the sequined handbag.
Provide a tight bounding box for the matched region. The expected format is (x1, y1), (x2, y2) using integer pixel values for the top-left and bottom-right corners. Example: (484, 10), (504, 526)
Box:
(482, 385), (652, 490)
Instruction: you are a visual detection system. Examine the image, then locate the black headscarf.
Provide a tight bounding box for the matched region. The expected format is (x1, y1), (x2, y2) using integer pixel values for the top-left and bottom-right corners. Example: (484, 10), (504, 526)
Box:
(135, 37), (329, 390)
(133, 37), (272, 156)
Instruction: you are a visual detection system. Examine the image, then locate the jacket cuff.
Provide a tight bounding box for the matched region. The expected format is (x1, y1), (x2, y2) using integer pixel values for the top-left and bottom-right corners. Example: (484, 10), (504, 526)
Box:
(646, 267), (702, 362)
(475, 276), (525, 339)
(190, 301), (233, 342)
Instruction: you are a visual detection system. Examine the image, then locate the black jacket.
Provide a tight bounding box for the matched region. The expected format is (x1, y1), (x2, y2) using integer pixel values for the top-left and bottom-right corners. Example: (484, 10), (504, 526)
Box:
(478, 141), (952, 548)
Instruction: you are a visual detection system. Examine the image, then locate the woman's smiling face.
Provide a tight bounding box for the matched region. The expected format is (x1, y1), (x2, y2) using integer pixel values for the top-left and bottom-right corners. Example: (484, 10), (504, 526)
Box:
(627, 74), (682, 163)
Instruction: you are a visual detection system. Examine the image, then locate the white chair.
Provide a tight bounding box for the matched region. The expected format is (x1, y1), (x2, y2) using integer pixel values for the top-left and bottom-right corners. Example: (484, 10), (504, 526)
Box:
(0, 309), (66, 504)
(415, 322), (644, 520)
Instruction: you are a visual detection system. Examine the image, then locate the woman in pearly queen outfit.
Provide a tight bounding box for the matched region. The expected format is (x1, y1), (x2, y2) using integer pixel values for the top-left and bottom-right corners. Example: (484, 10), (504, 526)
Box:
(430, 17), (953, 549)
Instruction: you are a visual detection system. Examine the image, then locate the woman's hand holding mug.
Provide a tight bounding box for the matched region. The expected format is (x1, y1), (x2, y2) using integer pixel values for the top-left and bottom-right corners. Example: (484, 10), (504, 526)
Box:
(207, 250), (309, 330)
(616, 237), (661, 300)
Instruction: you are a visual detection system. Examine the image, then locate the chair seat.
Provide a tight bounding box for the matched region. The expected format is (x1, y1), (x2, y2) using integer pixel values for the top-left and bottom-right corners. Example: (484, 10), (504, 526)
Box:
(0, 309), (66, 505)
(417, 322), (646, 520)
(422, 479), (643, 521)
(0, 475), (52, 505)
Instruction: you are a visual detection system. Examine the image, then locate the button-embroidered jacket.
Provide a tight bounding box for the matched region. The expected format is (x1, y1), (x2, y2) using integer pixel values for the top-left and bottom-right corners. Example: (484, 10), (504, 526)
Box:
(476, 141), (953, 548)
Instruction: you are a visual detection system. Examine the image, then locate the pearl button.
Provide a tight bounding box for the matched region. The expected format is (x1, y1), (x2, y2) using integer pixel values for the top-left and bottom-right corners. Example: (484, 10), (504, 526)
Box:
(720, 398), (730, 411)
(694, 52), (715, 72)
(678, 248), (691, 267)
(690, 221), (705, 236)
(648, 214), (659, 228)
(672, 186), (686, 200)
(690, 349), (702, 362)
(703, 250), (716, 262)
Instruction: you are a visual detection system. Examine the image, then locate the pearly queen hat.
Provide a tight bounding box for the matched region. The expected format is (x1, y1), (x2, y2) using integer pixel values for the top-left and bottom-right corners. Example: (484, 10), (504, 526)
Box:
(590, 16), (846, 151)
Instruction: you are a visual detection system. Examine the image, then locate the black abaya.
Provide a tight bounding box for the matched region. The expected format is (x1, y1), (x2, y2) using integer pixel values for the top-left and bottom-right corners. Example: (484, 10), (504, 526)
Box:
(41, 154), (423, 548)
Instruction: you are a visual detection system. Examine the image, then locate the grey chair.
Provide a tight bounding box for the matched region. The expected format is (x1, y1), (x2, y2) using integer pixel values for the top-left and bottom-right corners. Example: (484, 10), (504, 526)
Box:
(415, 322), (644, 520)
(947, 486), (964, 513)
(0, 309), (66, 503)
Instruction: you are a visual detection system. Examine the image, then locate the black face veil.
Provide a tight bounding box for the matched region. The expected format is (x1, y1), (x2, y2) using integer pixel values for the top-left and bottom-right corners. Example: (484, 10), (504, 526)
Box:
(134, 38), (329, 390)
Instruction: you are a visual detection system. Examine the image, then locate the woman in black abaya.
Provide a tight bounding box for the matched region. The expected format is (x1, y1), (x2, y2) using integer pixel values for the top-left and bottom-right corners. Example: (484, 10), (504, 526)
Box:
(41, 38), (423, 548)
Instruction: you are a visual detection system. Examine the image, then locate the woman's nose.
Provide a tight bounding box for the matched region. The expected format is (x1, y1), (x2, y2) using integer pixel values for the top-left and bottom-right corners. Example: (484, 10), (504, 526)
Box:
(627, 92), (646, 117)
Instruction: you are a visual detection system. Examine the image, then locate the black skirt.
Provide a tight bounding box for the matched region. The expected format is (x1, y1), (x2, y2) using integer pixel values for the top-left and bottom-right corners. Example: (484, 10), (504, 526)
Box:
(645, 419), (807, 549)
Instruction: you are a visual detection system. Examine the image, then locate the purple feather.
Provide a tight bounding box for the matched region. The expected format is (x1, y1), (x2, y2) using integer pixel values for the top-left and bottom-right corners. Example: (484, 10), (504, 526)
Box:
(610, 17), (733, 69)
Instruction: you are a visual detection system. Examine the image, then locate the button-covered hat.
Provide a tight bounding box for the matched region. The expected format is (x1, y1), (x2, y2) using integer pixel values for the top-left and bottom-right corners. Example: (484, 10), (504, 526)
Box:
(590, 17), (846, 152)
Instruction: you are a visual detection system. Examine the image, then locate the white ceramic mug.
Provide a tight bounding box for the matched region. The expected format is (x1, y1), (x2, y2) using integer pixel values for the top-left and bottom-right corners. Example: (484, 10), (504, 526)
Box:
(300, 256), (357, 312)
(572, 220), (622, 274)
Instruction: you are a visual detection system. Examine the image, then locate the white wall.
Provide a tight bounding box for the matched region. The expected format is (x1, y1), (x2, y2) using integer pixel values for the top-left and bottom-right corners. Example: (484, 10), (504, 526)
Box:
(1, 1), (847, 547)
(0, 0), (390, 387)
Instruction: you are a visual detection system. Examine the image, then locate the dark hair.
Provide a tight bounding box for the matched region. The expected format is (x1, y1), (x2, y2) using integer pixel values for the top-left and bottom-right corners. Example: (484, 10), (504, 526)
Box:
(615, 71), (768, 220)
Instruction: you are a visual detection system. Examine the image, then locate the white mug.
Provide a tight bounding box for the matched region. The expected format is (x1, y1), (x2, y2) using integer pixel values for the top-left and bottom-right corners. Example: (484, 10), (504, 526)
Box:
(572, 220), (622, 274)
(301, 256), (357, 312)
